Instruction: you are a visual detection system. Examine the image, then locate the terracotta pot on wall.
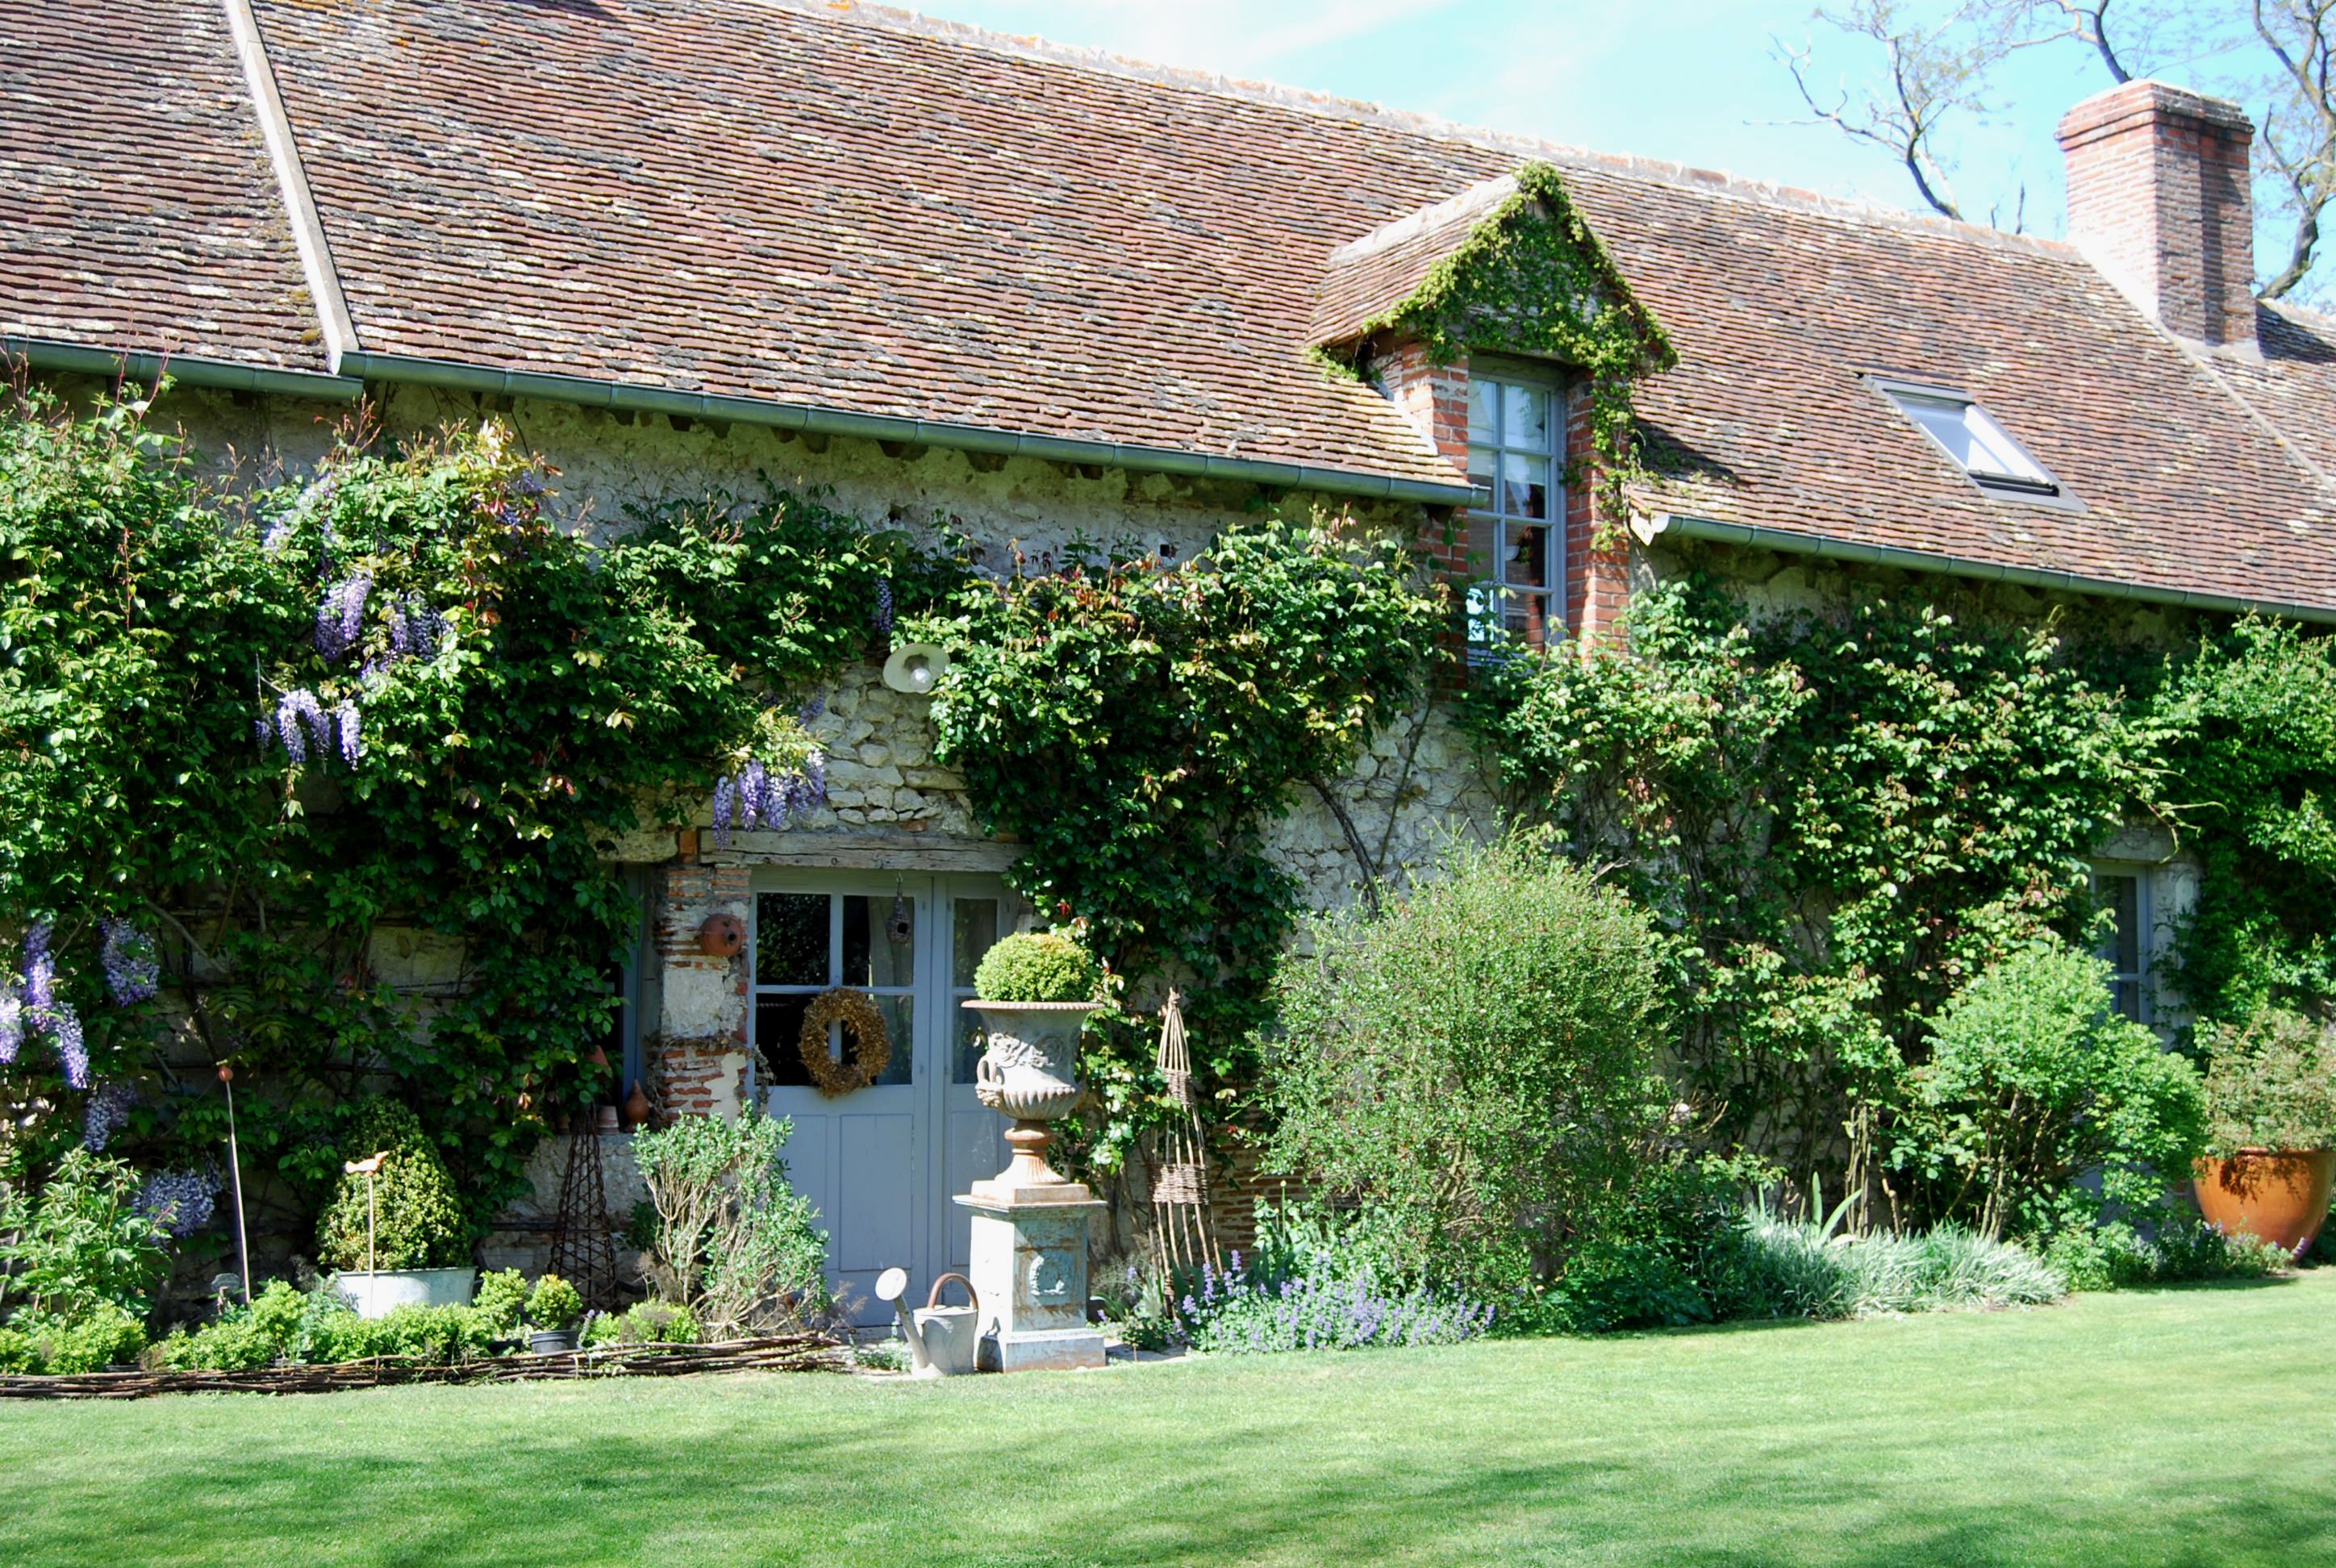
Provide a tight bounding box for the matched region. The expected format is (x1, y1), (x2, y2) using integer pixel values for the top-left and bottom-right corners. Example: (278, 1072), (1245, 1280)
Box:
(2192, 1149), (2336, 1257)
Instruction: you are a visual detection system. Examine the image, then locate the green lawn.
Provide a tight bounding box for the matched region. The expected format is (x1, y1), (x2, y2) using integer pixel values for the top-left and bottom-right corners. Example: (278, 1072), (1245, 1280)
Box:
(4, 1276), (2330, 1566)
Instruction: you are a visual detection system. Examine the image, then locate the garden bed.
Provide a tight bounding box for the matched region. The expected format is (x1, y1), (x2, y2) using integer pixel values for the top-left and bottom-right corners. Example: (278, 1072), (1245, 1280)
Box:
(0, 1331), (842, 1401)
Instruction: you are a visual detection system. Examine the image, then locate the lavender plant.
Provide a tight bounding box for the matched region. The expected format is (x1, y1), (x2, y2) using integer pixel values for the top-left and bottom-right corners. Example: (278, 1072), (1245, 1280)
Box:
(1174, 1201), (1495, 1355)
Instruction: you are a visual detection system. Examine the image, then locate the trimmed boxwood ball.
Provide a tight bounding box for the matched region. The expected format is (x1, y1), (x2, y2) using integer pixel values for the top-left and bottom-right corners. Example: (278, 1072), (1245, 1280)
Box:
(315, 1100), (469, 1271)
(973, 931), (1101, 1003)
(527, 1274), (584, 1332)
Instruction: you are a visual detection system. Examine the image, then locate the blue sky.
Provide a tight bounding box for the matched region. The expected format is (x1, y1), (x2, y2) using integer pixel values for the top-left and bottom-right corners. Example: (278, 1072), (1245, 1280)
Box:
(929, 1), (2250, 244)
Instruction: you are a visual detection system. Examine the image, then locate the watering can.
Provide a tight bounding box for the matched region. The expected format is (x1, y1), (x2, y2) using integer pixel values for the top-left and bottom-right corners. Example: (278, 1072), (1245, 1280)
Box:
(875, 1267), (983, 1378)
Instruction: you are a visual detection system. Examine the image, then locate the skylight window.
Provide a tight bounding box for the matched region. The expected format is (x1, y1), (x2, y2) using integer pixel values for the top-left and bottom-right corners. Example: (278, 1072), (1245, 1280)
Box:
(1870, 377), (2067, 501)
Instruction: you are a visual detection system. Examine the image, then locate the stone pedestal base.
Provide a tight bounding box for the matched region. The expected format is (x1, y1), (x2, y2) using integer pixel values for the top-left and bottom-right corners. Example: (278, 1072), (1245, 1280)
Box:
(956, 1190), (1106, 1372)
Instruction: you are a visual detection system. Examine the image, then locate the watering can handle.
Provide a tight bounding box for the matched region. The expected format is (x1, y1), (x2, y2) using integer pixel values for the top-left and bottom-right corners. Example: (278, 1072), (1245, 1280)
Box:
(925, 1271), (978, 1313)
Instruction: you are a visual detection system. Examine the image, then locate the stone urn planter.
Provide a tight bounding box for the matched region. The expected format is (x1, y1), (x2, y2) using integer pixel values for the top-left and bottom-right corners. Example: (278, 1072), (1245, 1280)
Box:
(964, 999), (1096, 1197)
(335, 1266), (478, 1320)
(2193, 1149), (2336, 1258)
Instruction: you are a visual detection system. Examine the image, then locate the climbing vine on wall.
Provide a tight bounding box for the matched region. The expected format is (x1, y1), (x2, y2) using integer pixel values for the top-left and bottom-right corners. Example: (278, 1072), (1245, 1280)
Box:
(918, 517), (1447, 1169)
(1462, 575), (2161, 1201)
(2157, 616), (2336, 1026)
(0, 390), (928, 1232)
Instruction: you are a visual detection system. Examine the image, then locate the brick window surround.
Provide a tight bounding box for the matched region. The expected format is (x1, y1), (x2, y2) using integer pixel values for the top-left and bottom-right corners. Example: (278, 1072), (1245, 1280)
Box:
(1372, 337), (1628, 645)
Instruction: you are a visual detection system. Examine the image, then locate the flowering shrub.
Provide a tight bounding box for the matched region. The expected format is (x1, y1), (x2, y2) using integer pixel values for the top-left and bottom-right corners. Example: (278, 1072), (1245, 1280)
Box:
(1176, 1204), (1494, 1355)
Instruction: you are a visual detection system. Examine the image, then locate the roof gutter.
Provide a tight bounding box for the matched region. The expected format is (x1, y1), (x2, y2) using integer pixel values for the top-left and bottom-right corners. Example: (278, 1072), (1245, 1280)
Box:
(1647, 511), (2336, 627)
(5, 336), (364, 401)
(336, 348), (1475, 507)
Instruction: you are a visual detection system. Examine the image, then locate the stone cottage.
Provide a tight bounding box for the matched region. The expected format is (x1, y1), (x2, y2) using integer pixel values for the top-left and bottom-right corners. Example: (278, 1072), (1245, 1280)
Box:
(7, 0), (2335, 1302)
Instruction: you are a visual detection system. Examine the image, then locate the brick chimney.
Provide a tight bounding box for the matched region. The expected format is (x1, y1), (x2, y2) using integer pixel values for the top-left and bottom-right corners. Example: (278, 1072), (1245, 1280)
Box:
(2057, 81), (2257, 351)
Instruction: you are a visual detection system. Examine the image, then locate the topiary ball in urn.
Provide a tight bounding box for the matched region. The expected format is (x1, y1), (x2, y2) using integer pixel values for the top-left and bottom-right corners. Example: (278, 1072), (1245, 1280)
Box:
(966, 932), (1102, 1195)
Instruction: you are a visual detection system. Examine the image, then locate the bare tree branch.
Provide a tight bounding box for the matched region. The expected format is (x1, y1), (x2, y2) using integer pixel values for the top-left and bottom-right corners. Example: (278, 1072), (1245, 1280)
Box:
(2253, 1), (2336, 298)
(1778, 2), (2016, 220)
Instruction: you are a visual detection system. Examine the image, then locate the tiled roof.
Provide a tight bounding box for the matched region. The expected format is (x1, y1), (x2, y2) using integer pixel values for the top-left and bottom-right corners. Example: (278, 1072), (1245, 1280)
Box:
(0, 0), (324, 373)
(1309, 176), (1518, 348)
(6, 0), (2336, 613)
(1546, 162), (2336, 614)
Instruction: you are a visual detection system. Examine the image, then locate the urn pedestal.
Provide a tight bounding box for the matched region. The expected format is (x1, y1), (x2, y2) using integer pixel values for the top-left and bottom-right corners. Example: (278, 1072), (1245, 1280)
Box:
(955, 1191), (1106, 1371)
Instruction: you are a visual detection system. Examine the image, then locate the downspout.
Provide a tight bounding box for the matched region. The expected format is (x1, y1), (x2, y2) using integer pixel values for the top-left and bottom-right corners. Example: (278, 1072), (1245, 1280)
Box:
(1640, 511), (2336, 627)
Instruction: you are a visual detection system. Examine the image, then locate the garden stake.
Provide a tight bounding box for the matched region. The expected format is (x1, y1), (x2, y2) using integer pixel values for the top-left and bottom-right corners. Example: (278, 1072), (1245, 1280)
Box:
(344, 1152), (387, 1274)
(219, 1061), (251, 1305)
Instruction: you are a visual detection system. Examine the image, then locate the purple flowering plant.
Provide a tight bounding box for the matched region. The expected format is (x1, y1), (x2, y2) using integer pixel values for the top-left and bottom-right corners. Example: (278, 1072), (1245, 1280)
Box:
(1174, 1200), (1494, 1356)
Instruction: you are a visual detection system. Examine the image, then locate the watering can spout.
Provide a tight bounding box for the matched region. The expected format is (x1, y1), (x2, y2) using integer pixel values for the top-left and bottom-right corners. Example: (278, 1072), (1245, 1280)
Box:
(874, 1267), (982, 1378)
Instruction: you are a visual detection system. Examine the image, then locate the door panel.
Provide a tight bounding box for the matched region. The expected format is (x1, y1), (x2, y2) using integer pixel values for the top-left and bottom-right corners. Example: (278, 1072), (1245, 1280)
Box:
(751, 873), (1010, 1325)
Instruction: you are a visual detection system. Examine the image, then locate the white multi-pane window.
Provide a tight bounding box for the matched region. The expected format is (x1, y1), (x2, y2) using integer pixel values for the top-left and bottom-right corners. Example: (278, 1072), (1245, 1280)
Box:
(1466, 369), (1562, 647)
(2092, 869), (2150, 1023)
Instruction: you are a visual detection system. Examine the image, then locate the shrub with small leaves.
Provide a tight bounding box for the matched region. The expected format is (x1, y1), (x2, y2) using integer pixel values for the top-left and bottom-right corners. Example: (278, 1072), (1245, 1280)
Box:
(971, 931), (1100, 1003)
(471, 1269), (528, 1338)
(314, 1100), (469, 1272)
(2199, 1007), (2336, 1155)
(526, 1274), (584, 1333)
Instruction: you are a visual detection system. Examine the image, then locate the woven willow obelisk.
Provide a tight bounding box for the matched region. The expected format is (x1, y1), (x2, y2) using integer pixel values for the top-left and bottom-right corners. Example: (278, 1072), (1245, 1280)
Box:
(1148, 990), (1221, 1274)
(547, 1116), (619, 1311)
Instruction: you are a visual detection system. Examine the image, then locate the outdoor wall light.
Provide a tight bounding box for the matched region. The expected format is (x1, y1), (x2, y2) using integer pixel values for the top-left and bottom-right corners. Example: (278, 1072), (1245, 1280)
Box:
(882, 642), (949, 694)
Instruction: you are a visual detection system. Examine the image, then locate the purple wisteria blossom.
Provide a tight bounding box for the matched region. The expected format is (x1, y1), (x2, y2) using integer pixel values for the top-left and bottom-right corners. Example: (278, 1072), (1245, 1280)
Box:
(253, 714), (275, 752)
(84, 1081), (139, 1151)
(49, 1003), (86, 1090)
(797, 690), (826, 725)
(23, 922), (53, 1011)
(336, 701), (363, 766)
(99, 918), (160, 1005)
(707, 753), (828, 848)
(136, 1167), (223, 1237)
(873, 578), (895, 637)
(711, 774), (736, 841)
(314, 572), (373, 662)
(387, 596), (447, 659)
(0, 986), (21, 1066)
(274, 690), (327, 765)
(261, 515), (298, 555)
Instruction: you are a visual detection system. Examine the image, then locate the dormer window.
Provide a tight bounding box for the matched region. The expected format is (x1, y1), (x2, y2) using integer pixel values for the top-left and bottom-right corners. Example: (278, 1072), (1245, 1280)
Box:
(1871, 377), (2069, 502)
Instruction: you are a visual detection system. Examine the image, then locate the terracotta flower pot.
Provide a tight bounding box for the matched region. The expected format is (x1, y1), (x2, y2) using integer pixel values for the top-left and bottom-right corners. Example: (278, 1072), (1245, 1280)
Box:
(2192, 1148), (2336, 1257)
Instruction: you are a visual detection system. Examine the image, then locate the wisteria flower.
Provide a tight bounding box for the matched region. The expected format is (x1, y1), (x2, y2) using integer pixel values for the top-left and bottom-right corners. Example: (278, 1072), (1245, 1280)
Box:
(100, 918), (160, 1005)
(84, 1080), (139, 1152)
(336, 701), (363, 766)
(314, 572), (373, 661)
(137, 1167), (223, 1238)
(873, 578), (895, 637)
(273, 689), (328, 765)
(0, 985), (20, 1066)
(798, 690), (826, 725)
(23, 921), (53, 1011)
(48, 1002), (86, 1090)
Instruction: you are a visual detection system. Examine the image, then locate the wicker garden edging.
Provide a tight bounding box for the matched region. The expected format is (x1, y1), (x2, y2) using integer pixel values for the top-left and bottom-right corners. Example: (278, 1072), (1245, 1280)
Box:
(0, 1332), (844, 1401)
